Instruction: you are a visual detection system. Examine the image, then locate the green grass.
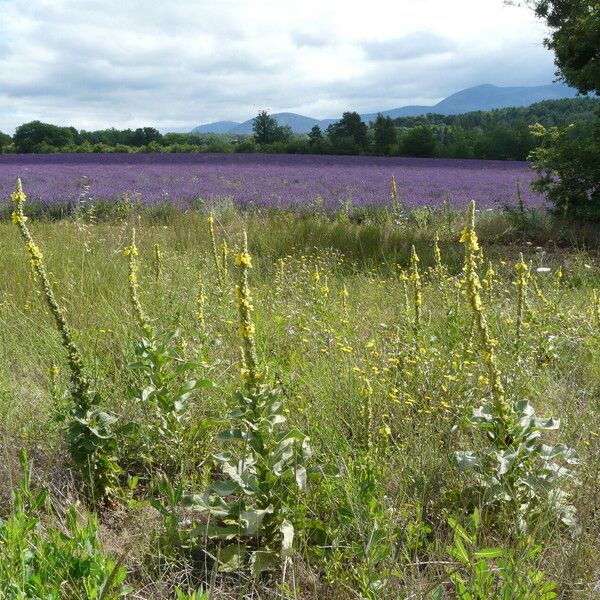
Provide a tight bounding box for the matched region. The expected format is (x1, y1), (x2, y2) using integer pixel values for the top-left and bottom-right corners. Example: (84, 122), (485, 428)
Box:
(0, 206), (599, 598)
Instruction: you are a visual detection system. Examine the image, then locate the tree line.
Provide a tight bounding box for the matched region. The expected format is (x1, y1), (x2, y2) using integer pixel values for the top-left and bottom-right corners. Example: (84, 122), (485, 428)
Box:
(1, 97), (598, 162)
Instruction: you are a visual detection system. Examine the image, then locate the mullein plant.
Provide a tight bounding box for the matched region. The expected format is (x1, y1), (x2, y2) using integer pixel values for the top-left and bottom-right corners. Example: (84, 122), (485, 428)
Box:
(221, 239), (229, 277)
(207, 214), (223, 286)
(410, 245), (422, 334)
(397, 266), (411, 317)
(593, 289), (600, 329)
(153, 242), (162, 282)
(390, 174), (403, 220)
(11, 179), (120, 501)
(195, 272), (207, 334)
(514, 253), (530, 359)
(124, 228), (212, 477)
(456, 201), (578, 531)
(189, 231), (312, 576)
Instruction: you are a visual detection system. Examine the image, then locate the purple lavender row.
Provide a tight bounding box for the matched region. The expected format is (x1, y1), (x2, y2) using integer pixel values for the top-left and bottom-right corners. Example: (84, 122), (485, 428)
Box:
(0, 153), (546, 211)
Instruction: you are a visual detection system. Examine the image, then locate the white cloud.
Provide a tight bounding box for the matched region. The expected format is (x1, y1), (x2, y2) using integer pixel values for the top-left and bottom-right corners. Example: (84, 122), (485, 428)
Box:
(0, 0), (555, 132)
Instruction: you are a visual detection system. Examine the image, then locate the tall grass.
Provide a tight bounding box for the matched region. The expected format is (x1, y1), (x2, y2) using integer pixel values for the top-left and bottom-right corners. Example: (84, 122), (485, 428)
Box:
(0, 183), (599, 597)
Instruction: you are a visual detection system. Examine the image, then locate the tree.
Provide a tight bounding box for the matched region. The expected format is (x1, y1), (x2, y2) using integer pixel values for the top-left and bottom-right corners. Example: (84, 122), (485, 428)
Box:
(373, 114), (397, 154)
(399, 125), (438, 157)
(0, 131), (12, 153)
(131, 127), (162, 147)
(529, 120), (600, 219)
(530, 1), (600, 95)
(326, 112), (369, 151)
(252, 111), (291, 145)
(308, 125), (323, 145)
(13, 121), (75, 153)
(513, 1), (600, 218)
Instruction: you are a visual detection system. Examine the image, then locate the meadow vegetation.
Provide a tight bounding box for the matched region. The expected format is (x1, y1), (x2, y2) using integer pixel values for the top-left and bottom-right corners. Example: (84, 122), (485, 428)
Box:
(1, 181), (599, 598)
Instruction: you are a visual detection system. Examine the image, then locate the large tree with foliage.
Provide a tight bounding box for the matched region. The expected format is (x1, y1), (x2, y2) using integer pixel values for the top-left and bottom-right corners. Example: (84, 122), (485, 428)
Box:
(326, 112), (369, 152)
(373, 114), (397, 155)
(513, 1), (600, 218)
(0, 131), (12, 153)
(532, 1), (600, 95)
(13, 121), (76, 153)
(399, 125), (437, 157)
(252, 111), (291, 145)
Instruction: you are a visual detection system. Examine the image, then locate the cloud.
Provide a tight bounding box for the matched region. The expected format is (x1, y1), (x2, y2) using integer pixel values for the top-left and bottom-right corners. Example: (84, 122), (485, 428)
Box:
(363, 32), (455, 62)
(0, 0), (556, 132)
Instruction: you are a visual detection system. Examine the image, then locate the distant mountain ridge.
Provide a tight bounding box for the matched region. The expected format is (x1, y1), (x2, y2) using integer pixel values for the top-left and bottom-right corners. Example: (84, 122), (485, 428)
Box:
(190, 83), (580, 135)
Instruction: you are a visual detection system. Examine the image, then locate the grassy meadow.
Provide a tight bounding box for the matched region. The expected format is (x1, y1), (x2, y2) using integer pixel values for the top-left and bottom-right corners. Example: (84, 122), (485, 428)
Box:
(1, 195), (599, 598)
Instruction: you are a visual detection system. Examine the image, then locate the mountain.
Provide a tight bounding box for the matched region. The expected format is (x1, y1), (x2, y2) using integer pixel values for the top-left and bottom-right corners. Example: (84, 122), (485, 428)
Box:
(228, 112), (338, 135)
(361, 84), (579, 121)
(190, 83), (580, 134)
(191, 120), (241, 134)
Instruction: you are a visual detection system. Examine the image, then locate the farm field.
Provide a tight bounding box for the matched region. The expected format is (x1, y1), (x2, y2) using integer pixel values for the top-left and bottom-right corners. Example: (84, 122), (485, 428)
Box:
(0, 174), (599, 598)
(0, 153), (546, 215)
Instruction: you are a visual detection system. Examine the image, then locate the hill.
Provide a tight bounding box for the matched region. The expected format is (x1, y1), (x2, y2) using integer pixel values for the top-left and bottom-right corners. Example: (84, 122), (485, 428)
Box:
(191, 83), (580, 134)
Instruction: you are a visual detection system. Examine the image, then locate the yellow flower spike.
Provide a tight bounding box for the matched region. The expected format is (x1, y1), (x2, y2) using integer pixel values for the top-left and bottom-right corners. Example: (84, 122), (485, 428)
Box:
(196, 272), (207, 331)
(461, 200), (510, 424)
(410, 245), (422, 331)
(153, 242), (162, 281)
(234, 251), (252, 268)
(126, 228), (153, 337)
(390, 174), (403, 217)
(236, 230), (261, 388)
(514, 252), (530, 355)
(11, 178), (90, 402)
(207, 213), (223, 284)
(221, 239), (229, 276)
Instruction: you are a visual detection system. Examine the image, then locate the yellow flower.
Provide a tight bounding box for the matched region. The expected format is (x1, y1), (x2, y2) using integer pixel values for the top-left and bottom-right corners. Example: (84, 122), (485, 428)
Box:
(11, 189), (26, 204)
(11, 211), (26, 224)
(235, 252), (252, 268)
(238, 323), (255, 338)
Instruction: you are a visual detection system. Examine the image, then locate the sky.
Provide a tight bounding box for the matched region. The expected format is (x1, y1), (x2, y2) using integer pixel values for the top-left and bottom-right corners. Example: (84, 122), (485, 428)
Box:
(0, 0), (556, 132)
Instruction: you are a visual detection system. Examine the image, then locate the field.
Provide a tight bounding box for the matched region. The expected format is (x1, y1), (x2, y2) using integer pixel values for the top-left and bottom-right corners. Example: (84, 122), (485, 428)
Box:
(0, 153), (546, 215)
(1, 165), (599, 599)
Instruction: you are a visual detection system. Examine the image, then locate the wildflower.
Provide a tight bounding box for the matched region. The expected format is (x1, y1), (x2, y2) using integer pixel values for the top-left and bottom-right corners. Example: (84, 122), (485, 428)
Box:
(153, 242), (162, 281)
(236, 231), (261, 387)
(461, 201), (510, 424)
(410, 245), (422, 331)
(125, 228), (152, 336)
(235, 251), (252, 268)
(207, 213), (223, 284)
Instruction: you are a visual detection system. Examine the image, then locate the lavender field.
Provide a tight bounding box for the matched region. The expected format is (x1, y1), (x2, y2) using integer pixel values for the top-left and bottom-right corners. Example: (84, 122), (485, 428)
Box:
(0, 152), (545, 212)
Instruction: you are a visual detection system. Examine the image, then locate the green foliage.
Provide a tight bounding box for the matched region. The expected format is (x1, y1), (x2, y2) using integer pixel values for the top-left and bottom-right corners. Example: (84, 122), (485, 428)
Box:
(529, 119), (600, 220)
(189, 383), (312, 576)
(6, 97), (600, 160)
(399, 125), (438, 157)
(129, 328), (213, 475)
(434, 510), (558, 599)
(373, 114), (397, 155)
(326, 111), (369, 151)
(456, 398), (578, 531)
(0, 452), (130, 598)
(13, 121), (76, 153)
(533, 0), (600, 96)
(252, 110), (292, 145)
(2, 204), (600, 596)
(336, 457), (396, 599)
(0, 130), (12, 153)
